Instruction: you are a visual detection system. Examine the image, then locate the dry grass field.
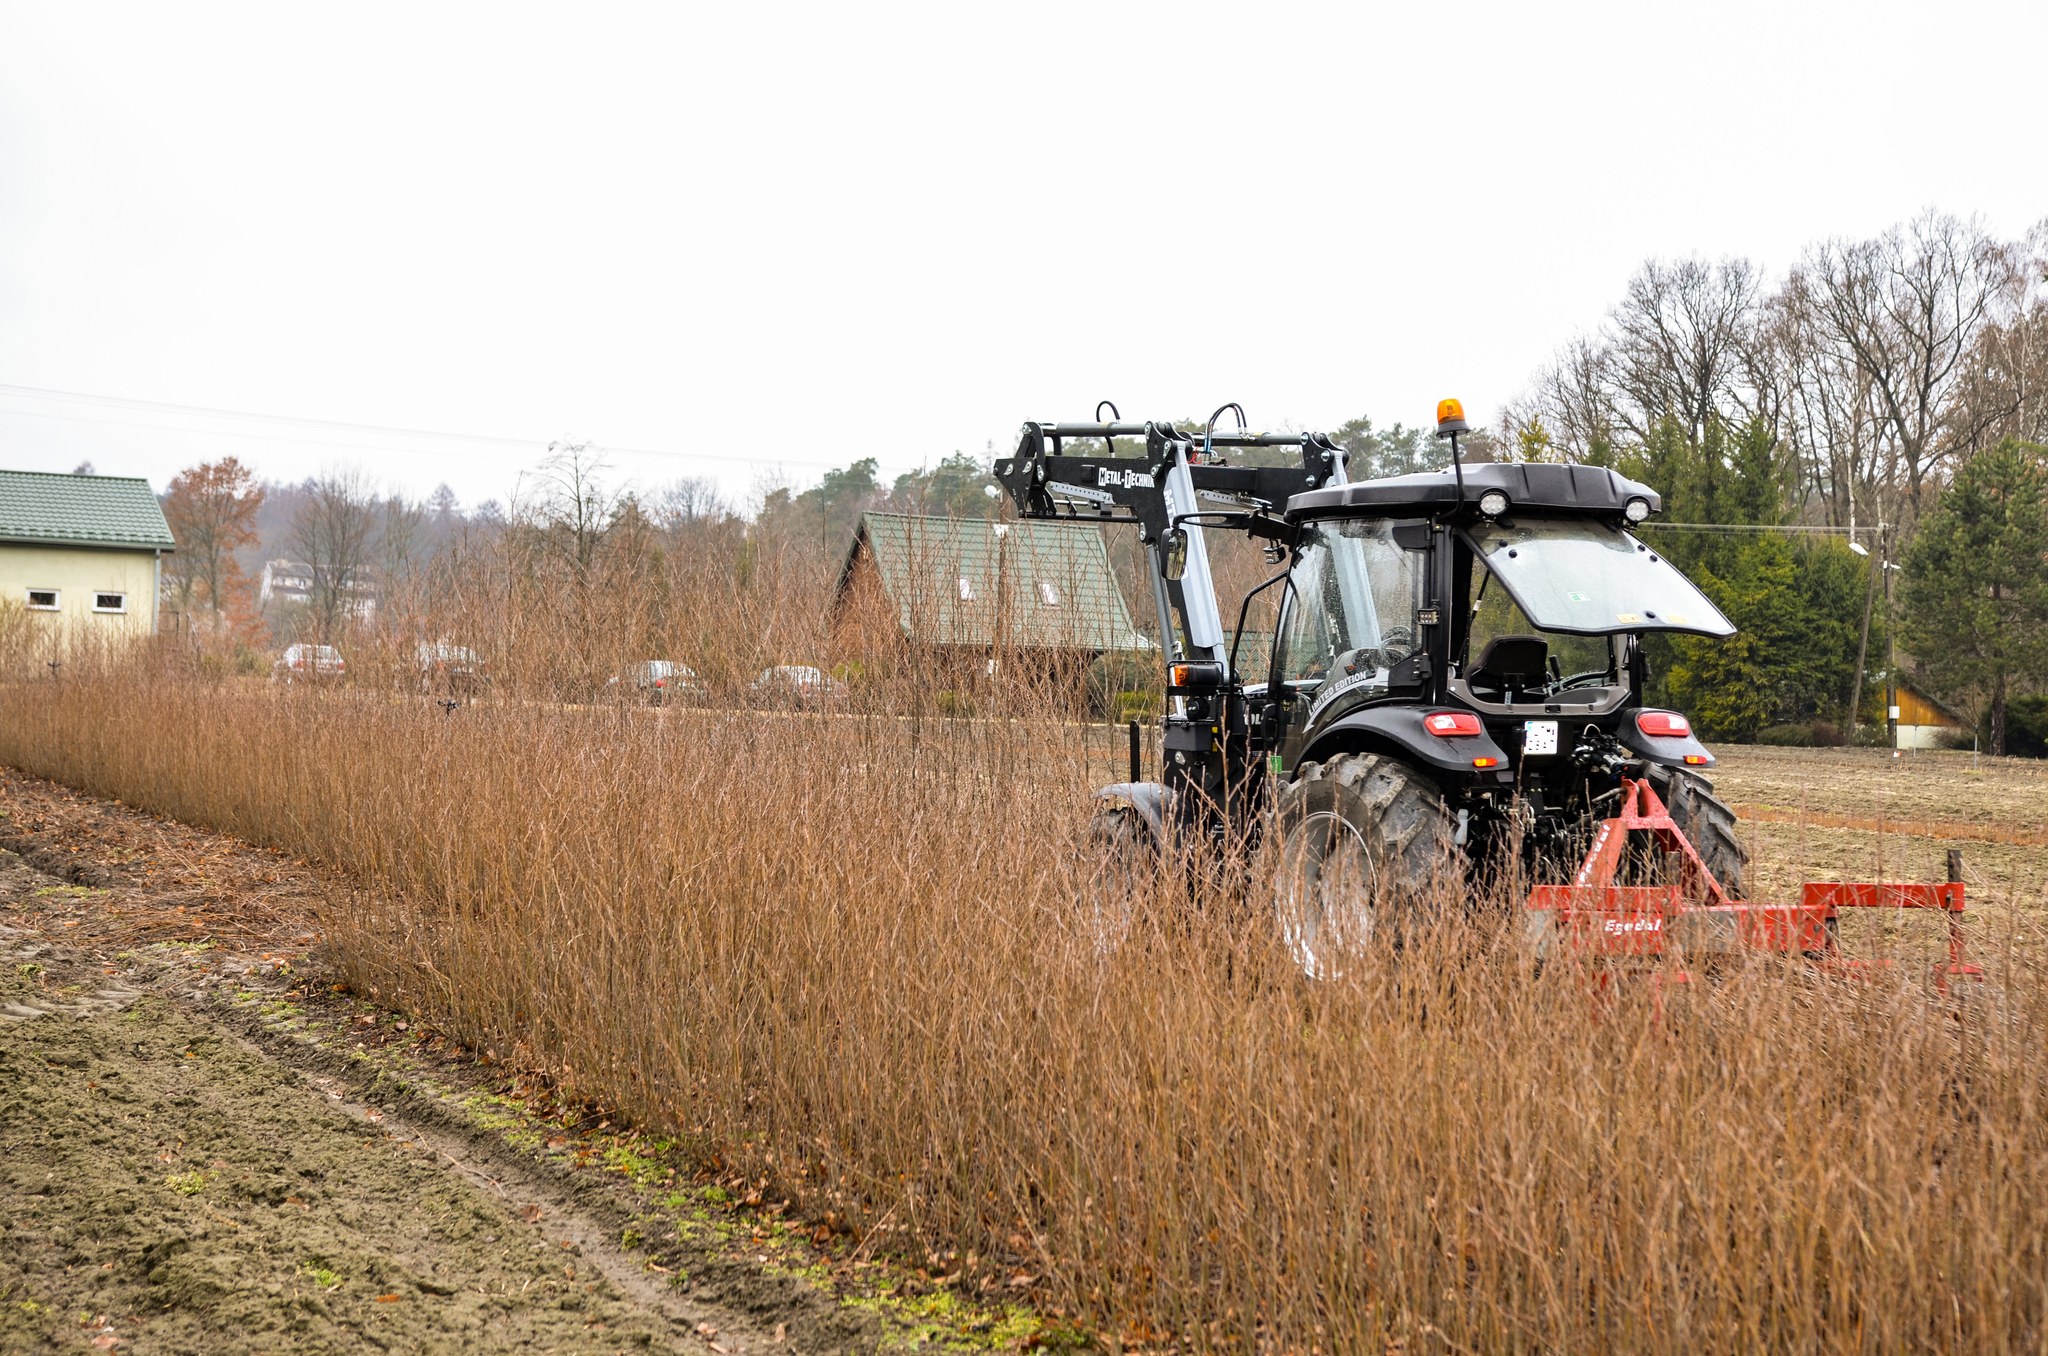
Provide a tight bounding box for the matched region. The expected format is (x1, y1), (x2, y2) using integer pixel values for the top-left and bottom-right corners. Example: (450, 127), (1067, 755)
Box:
(3, 671), (2045, 1352)
(1711, 744), (2048, 955)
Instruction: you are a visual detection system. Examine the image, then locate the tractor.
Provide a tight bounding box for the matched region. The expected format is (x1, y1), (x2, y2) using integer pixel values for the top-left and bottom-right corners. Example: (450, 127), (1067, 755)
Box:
(994, 401), (1755, 973)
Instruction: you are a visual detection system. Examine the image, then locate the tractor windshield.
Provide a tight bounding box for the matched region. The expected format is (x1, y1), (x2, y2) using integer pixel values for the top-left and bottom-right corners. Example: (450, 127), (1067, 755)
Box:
(1276, 519), (1425, 700)
(1460, 519), (1734, 637)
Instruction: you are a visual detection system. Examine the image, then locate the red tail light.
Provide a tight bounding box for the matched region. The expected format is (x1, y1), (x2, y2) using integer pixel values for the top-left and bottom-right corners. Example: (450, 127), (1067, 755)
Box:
(1636, 711), (1691, 738)
(1424, 711), (1483, 738)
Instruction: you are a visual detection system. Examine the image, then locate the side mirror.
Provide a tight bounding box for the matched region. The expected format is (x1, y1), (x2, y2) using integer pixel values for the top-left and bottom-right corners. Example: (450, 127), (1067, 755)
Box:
(1162, 528), (1189, 581)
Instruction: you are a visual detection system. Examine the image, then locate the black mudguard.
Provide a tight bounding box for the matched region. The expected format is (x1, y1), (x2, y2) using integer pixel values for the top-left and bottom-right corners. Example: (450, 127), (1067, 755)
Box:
(1617, 723), (1718, 770)
(1306, 707), (1512, 778)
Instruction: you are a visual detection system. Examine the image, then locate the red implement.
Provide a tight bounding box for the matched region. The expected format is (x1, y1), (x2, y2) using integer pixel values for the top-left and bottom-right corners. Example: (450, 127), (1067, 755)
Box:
(1527, 777), (1981, 989)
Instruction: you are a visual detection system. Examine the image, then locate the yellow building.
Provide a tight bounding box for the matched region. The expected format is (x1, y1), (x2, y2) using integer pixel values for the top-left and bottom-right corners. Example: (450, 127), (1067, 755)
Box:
(0, 468), (175, 644)
(1893, 682), (1971, 751)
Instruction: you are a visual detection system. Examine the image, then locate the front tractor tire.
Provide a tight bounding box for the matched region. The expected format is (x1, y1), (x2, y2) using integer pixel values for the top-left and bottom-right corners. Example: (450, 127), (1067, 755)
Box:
(1645, 763), (1749, 899)
(1084, 806), (1150, 952)
(1272, 753), (1458, 976)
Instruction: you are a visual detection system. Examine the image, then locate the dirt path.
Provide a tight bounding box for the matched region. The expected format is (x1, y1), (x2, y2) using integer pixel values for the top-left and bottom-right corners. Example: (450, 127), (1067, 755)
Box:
(0, 770), (1022, 1355)
(0, 862), (833, 1355)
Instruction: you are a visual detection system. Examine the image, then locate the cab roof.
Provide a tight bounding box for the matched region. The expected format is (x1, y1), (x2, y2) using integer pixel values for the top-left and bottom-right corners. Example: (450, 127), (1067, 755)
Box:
(1286, 461), (1661, 521)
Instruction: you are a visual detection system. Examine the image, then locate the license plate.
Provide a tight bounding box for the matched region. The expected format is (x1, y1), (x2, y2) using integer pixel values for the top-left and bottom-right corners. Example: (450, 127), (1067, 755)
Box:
(1524, 720), (1559, 756)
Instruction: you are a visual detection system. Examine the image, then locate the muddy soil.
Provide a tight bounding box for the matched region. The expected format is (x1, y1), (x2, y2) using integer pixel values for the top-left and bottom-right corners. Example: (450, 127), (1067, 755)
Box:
(0, 860), (800, 1354)
(0, 772), (925, 1355)
(1, 974), (684, 1352)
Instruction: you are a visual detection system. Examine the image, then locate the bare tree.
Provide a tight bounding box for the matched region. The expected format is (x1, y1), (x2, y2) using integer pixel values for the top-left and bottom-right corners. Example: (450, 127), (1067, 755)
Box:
(655, 476), (731, 529)
(1508, 259), (1770, 464)
(1953, 218), (2048, 449)
(1795, 213), (2016, 518)
(1763, 284), (1892, 528)
(1510, 335), (1622, 461)
(378, 493), (430, 586)
(288, 468), (378, 641)
(517, 439), (621, 586)
(1604, 257), (1766, 445)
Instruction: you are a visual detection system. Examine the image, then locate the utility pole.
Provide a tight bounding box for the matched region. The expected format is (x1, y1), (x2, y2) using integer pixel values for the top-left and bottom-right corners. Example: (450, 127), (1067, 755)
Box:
(1847, 519), (1883, 733)
(1883, 529), (1900, 751)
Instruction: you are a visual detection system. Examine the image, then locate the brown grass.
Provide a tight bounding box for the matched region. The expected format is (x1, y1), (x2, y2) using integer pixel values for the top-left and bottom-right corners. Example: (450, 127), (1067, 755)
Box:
(4, 665), (2046, 1352)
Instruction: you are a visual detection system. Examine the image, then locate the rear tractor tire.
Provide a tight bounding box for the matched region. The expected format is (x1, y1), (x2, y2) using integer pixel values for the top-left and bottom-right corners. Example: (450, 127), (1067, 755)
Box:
(1646, 763), (1748, 899)
(1271, 753), (1458, 976)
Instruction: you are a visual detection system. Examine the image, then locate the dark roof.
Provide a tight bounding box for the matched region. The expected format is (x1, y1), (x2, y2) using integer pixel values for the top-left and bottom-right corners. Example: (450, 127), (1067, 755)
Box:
(0, 469), (175, 550)
(837, 512), (1151, 652)
(1288, 461), (1662, 520)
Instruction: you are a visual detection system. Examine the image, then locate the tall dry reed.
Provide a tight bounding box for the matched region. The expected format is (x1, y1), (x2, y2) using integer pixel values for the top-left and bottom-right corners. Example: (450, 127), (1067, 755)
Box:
(4, 667), (2044, 1352)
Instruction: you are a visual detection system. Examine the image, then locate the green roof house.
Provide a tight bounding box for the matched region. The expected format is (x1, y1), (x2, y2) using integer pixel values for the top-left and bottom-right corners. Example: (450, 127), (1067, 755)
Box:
(833, 514), (1150, 681)
(0, 468), (176, 644)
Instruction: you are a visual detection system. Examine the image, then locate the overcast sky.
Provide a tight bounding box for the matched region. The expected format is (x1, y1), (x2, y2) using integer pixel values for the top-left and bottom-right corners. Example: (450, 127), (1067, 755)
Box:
(1, 0), (2043, 512)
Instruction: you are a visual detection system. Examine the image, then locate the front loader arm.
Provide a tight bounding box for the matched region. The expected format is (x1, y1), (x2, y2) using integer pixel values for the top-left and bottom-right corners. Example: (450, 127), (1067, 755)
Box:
(993, 420), (1342, 671)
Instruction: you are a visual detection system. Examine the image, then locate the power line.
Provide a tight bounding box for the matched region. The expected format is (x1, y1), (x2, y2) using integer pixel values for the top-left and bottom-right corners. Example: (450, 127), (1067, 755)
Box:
(1639, 521), (1857, 535)
(0, 382), (854, 473)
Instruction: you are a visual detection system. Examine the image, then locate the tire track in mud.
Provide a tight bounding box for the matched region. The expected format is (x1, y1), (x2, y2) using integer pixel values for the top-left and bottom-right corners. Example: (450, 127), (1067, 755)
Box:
(0, 851), (872, 1355)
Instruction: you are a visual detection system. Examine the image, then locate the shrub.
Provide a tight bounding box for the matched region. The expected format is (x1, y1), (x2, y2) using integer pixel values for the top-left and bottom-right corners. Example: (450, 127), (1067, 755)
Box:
(1111, 689), (1162, 724)
(1085, 650), (1159, 721)
(1754, 723), (1816, 747)
(2006, 696), (2048, 759)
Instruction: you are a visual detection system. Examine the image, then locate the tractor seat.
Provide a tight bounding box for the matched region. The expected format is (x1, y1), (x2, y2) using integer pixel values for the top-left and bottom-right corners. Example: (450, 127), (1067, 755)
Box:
(1467, 634), (1549, 702)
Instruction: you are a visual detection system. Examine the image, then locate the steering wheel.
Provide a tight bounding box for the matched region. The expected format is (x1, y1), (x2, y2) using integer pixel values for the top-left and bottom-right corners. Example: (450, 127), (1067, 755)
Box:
(1557, 668), (1611, 690)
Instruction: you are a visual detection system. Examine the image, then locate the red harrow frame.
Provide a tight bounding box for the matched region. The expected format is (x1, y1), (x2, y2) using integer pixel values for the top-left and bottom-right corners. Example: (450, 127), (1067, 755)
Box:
(1527, 777), (1982, 989)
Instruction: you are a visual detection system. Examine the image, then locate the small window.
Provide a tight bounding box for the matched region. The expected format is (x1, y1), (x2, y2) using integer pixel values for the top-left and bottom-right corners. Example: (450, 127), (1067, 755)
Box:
(93, 592), (127, 614)
(957, 576), (974, 601)
(1037, 580), (1061, 607)
(26, 588), (58, 611)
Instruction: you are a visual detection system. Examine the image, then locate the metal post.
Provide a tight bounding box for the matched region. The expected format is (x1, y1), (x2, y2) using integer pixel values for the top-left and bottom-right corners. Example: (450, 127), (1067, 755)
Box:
(1128, 719), (1141, 784)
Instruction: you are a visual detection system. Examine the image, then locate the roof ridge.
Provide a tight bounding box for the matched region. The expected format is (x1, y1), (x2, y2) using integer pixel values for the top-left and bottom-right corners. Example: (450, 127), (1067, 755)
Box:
(0, 467), (157, 486)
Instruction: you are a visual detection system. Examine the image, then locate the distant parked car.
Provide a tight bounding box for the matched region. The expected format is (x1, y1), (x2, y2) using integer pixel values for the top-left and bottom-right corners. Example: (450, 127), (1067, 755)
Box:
(273, 643), (345, 682)
(749, 664), (848, 709)
(605, 660), (706, 706)
(417, 641), (488, 696)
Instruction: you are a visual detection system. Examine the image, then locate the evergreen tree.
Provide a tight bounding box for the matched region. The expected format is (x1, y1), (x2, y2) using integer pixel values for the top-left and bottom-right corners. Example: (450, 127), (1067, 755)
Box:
(1900, 440), (2048, 754)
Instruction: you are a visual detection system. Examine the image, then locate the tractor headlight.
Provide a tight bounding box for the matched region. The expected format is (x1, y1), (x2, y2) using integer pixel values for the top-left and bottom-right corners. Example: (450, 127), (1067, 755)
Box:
(1477, 489), (1510, 517)
(1624, 496), (1651, 524)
